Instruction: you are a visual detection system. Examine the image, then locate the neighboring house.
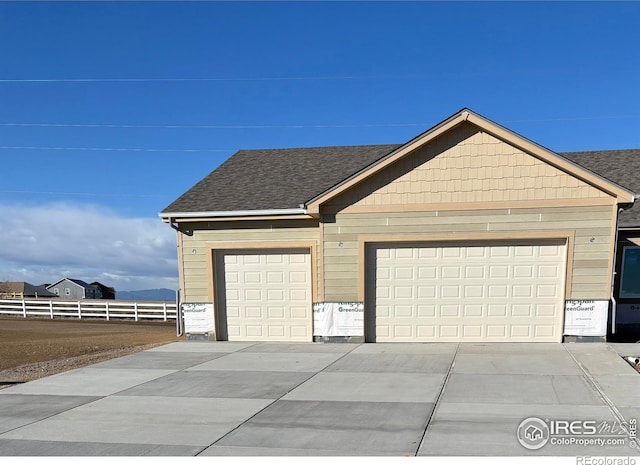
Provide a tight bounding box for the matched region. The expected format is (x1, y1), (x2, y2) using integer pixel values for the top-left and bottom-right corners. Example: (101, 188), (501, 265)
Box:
(46, 278), (101, 299)
(160, 108), (638, 343)
(90, 281), (116, 300)
(0, 281), (56, 299)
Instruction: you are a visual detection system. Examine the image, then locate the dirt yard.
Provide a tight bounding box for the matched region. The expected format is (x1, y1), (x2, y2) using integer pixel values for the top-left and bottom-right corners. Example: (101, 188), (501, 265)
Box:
(0, 317), (181, 383)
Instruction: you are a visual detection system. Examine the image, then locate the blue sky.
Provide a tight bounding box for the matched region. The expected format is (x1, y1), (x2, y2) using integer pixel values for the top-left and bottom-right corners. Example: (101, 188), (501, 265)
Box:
(1, 1), (639, 291)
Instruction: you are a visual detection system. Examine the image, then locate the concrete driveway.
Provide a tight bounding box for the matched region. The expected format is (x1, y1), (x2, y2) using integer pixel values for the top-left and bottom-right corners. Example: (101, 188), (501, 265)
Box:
(0, 341), (639, 456)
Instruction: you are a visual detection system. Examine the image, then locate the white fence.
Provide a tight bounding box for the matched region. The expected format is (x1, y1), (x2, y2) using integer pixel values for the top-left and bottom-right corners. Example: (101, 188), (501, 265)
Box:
(0, 298), (177, 322)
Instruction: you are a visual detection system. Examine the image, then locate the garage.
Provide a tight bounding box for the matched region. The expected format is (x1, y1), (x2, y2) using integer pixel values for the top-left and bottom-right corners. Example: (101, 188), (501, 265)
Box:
(366, 240), (567, 342)
(214, 249), (313, 342)
(163, 109), (636, 343)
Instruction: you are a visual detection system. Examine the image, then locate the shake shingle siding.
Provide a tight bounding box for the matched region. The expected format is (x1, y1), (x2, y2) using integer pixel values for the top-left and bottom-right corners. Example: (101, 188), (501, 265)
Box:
(162, 142), (639, 221)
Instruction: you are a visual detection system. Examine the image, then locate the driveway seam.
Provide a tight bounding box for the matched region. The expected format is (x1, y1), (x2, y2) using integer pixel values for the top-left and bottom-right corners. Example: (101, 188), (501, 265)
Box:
(0, 395), (104, 437)
(414, 342), (460, 456)
(562, 344), (640, 449)
(195, 342), (362, 456)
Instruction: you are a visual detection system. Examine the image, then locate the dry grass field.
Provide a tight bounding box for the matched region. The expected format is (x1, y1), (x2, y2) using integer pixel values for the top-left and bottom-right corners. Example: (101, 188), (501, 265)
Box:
(0, 317), (181, 383)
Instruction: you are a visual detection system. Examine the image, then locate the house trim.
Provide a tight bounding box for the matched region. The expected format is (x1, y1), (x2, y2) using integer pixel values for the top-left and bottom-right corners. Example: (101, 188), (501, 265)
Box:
(204, 240), (319, 305)
(160, 208), (309, 222)
(337, 197), (616, 215)
(307, 109), (635, 215)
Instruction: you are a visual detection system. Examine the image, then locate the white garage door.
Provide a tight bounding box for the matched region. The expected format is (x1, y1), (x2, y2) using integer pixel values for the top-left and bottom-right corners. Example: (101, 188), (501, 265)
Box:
(368, 241), (566, 342)
(218, 249), (312, 342)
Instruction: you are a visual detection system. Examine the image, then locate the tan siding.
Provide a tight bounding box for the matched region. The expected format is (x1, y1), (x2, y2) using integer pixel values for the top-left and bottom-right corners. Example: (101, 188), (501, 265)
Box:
(323, 206), (615, 302)
(179, 220), (320, 303)
(325, 123), (609, 212)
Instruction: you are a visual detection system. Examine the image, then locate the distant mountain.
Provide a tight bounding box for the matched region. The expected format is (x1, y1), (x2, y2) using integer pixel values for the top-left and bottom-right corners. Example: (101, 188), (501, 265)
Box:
(116, 288), (177, 302)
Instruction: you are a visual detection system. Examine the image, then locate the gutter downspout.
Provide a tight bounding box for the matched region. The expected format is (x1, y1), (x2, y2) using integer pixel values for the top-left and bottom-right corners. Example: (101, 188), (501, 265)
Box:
(175, 289), (183, 337)
(611, 203), (635, 335)
(168, 218), (184, 337)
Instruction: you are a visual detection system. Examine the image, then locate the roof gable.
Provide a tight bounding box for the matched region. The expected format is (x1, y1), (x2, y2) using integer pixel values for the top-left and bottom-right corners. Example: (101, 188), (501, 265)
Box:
(306, 109), (635, 213)
(160, 109), (636, 221)
(323, 122), (612, 212)
(46, 278), (91, 290)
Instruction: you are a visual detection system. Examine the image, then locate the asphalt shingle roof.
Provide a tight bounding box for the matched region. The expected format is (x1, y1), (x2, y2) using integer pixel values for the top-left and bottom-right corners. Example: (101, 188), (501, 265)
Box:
(161, 144), (640, 226)
(162, 144), (400, 213)
(561, 149), (640, 227)
(0, 281), (56, 297)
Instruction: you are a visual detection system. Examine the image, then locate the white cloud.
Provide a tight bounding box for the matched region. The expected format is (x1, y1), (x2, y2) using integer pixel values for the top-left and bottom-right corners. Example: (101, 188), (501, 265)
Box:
(0, 202), (178, 291)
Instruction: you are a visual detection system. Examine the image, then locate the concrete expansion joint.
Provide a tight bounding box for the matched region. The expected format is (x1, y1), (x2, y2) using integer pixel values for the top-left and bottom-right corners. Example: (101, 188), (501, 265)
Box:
(415, 342), (460, 456)
(195, 343), (361, 457)
(0, 394), (108, 437)
(562, 345), (640, 450)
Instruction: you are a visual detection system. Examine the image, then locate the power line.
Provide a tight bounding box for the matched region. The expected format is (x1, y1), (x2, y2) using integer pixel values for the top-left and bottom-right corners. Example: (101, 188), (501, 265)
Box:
(0, 122), (427, 129)
(0, 145), (232, 153)
(0, 121), (432, 129)
(0, 76), (381, 83)
(0, 69), (599, 84)
(0, 116), (636, 130)
(502, 115), (639, 123)
(0, 190), (169, 198)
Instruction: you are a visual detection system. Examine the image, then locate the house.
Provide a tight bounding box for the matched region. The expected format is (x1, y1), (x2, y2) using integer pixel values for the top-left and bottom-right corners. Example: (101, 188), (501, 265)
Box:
(561, 149), (640, 339)
(46, 278), (101, 299)
(0, 281), (56, 299)
(90, 281), (116, 300)
(160, 108), (638, 343)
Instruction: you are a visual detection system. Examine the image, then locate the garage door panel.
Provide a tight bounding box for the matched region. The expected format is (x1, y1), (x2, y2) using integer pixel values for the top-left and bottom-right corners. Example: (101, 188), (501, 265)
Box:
(371, 241), (566, 342)
(536, 304), (556, 317)
(227, 306), (240, 318)
(244, 271), (261, 283)
(487, 304), (507, 317)
(417, 325), (436, 338)
(442, 248), (462, 258)
(442, 266), (461, 279)
(463, 325), (482, 338)
(464, 285), (483, 298)
(246, 325), (263, 337)
(485, 326), (505, 338)
(465, 247), (486, 258)
(463, 305), (483, 317)
(267, 271), (284, 283)
(291, 326), (309, 338)
(512, 304), (533, 317)
(267, 306), (284, 318)
(489, 266), (509, 278)
(490, 246), (510, 257)
(538, 265), (560, 278)
(219, 250), (312, 342)
(535, 325), (556, 338)
(246, 306), (263, 318)
(440, 326), (459, 338)
(465, 266), (485, 278)
(514, 265), (534, 278)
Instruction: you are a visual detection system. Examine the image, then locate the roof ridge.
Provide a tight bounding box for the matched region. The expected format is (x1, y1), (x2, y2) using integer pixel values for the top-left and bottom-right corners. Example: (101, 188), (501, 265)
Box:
(234, 143), (401, 152)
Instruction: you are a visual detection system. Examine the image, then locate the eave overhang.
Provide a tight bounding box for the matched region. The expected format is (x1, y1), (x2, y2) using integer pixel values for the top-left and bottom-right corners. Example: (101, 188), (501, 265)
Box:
(159, 208), (314, 223)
